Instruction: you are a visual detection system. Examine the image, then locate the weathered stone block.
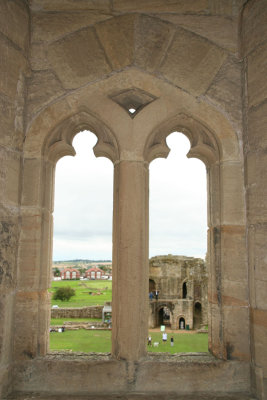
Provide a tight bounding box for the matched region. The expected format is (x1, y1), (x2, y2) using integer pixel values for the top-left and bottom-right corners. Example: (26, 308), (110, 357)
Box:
(255, 280), (267, 311)
(27, 71), (65, 119)
(22, 159), (42, 207)
(159, 15), (238, 53)
(135, 15), (174, 73)
(13, 291), (39, 360)
(0, 290), (14, 364)
(248, 41), (267, 109)
(207, 164), (221, 227)
(220, 162), (245, 225)
(47, 27), (111, 89)
(37, 290), (51, 356)
(136, 358), (250, 394)
(17, 214), (42, 289)
(24, 98), (71, 157)
(222, 280), (248, 306)
(39, 210), (53, 289)
(113, 0), (209, 14)
(30, 43), (48, 71)
(223, 306), (250, 361)
(247, 101), (267, 151)
(42, 161), (55, 212)
(0, 148), (21, 206)
(0, 218), (19, 289)
(249, 225), (267, 282)
(221, 226), (247, 282)
(0, 95), (16, 148)
(246, 152), (267, 223)
(0, 364), (12, 400)
(252, 308), (267, 371)
(31, 0), (110, 12)
(32, 10), (112, 42)
(206, 56), (242, 130)
(14, 357), (128, 394)
(242, 0), (267, 56)
(0, 36), (27, 100)
(159, 27), (227, 96)
(96, 15), (135, 70)
(0, 0), (29, 52)
(209, 303), (223, 358)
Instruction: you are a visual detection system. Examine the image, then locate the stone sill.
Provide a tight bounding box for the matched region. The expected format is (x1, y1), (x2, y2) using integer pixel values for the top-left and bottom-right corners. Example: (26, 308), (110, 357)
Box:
(45, 350), (214, 363)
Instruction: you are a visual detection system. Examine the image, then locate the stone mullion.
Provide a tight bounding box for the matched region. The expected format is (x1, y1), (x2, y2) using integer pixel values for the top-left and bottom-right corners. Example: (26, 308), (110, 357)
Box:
(14, 157), (55, 359)
(207, 163), (224, 358)
(112, 160), (149, 361)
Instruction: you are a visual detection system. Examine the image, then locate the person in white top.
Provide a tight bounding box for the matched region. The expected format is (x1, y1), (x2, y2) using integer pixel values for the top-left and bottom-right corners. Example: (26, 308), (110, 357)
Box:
(162, 332), (167, 343)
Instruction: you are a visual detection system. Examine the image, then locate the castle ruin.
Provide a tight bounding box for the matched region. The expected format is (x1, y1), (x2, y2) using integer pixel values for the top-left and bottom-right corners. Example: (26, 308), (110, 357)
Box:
(149, 255), (208, 330)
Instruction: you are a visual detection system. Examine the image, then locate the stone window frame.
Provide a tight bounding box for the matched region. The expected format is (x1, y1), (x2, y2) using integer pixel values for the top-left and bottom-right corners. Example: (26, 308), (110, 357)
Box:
(13, 107), (249, 394)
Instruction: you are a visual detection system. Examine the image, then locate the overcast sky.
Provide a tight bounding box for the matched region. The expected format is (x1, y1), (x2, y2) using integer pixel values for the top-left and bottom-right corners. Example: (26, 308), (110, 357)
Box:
(53, 131), (207, 261)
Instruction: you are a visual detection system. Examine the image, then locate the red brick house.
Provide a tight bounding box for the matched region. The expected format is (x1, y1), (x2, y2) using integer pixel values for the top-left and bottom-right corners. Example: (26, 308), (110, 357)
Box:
(61, 268), (80, 280)
(85, 267), (103, 280)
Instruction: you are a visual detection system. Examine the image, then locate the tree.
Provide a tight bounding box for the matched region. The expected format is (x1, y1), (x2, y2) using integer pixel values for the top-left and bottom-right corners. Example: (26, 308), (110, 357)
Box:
(53, 286), (75, 301)
(53, 267), (61, 277)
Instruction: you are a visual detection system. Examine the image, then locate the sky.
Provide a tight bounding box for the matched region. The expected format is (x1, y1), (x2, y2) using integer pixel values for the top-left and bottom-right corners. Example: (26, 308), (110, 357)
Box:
(53, 130), (207, 261)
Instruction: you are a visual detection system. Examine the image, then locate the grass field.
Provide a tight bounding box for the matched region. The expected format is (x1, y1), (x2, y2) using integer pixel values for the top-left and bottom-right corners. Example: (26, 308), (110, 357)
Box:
(50, 318), (102, 325)
(50, 280), (112, 308)
(50, 329), (208, 354)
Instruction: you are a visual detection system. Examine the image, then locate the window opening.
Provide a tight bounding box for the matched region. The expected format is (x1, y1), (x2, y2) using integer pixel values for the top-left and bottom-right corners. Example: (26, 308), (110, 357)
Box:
(50, 130), (113, 353)
(148, 132), (208, 353)
(194, 302), (202, 329)
(182, 282), (187, 299)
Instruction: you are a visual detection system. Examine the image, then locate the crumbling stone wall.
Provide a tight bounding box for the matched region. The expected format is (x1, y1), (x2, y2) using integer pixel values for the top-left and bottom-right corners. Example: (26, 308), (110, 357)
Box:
(148, 255), (208, 330)
(51, 306), (102, 319)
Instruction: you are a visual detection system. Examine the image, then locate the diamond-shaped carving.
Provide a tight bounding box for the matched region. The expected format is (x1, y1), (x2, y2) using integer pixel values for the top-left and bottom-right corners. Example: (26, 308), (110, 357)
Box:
(109, 88), (157, 118)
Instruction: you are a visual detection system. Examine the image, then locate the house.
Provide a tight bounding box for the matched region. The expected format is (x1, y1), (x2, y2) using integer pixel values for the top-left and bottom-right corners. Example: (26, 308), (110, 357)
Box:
(61, 268), (80, 280)
(85, 267), (104, 280)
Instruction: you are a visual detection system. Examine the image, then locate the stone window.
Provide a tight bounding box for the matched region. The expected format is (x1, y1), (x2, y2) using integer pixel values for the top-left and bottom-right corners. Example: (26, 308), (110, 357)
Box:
(182, 282), (187, 299)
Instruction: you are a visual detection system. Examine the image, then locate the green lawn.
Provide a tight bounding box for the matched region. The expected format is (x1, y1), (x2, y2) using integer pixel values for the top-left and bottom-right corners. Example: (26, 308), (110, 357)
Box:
(50, 318), (102, 325)
(50, 329), (112, 352)
(50, 330), (208, 354)
(50, 280), (112, 308)
(147, 332), (208, 353)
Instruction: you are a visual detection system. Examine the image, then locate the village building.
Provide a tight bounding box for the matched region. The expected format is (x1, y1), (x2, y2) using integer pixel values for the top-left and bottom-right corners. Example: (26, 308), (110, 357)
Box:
(85, 267), (104, 280)
(149, 255), (208, 330)
(60, 268), (80, 280)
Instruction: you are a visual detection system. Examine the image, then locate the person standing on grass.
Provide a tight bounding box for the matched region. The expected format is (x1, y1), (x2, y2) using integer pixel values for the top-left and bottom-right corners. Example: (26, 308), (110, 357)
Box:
(170, 336), (174, 347)
(162, 332), (167, 344)
(148, 335), (152, 346)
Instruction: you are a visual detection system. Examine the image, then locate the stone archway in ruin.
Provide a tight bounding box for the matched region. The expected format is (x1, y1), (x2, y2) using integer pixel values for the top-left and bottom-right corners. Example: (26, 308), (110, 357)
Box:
(179, 317), (186, 330)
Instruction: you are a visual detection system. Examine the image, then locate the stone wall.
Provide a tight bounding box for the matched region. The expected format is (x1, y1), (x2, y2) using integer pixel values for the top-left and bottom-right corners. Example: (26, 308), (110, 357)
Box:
(242, 1), (267, 398)
(51, 306), (103, 319)
(0, 1), (29, 398)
